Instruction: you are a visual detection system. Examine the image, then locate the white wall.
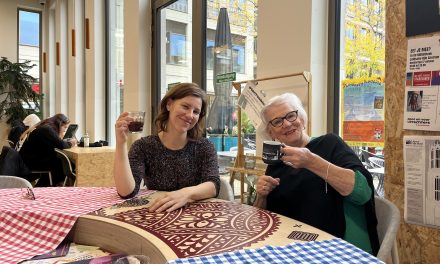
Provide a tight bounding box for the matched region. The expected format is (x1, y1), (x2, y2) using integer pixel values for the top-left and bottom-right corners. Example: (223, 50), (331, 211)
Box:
(124, 0), (151, 145)
(256, 0), (328, 151)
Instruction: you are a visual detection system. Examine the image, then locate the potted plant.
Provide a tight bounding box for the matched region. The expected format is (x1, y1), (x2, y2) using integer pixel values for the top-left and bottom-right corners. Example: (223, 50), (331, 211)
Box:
(0, 57), (42, 124)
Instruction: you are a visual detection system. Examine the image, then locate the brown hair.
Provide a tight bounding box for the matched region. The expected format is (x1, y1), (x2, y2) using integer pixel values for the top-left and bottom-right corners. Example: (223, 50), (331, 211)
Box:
(38, 113), (70, 135)
(19, 113), (70, 141)
(154, 83), (207, 140)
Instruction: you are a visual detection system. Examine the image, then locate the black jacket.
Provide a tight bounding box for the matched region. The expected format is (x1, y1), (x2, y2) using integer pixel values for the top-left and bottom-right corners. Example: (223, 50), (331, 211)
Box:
(0, 146), (37, 182)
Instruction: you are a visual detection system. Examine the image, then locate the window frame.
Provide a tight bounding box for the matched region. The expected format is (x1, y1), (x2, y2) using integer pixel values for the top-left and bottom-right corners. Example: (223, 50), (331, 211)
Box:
(17, 8), (43, 115)
(151, 0), (206, 127)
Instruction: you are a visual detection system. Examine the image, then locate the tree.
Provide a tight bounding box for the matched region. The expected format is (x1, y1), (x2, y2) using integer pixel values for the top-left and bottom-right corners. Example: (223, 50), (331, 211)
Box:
(344, 0), (385, 79)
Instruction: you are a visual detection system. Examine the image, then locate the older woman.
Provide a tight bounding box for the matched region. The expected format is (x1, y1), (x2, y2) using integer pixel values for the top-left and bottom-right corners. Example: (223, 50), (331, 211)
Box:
(254, 93), (379, 255)
(114, 83), (220, 213)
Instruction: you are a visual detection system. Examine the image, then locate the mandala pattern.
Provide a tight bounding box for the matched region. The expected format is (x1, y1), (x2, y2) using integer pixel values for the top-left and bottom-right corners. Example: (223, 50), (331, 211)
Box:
(95, 201), (280, 258)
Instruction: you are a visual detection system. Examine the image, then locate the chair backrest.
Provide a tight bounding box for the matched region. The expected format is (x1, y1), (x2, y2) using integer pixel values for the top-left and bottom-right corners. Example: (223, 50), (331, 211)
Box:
(217, 177), (234, 201)
(54, 148), (76, 186)
(369, 157), (385, 168)
(6, 139), (15, 148)
(0, 175), (33, 188)
(375, 196), (400, 263)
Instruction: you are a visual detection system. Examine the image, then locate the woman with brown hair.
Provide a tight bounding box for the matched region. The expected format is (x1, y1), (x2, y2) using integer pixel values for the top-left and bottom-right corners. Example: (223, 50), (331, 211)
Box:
(19, 113), (77, 186)
(114, 83), (220, 213)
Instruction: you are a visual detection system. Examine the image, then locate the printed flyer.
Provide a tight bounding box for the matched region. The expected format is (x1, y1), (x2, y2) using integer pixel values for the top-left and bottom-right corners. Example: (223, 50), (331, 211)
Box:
(341, 77), (385, 147)
(237, 81), (266, 128)
(403, 136), (440, 228)
(404, 35), (440, 130)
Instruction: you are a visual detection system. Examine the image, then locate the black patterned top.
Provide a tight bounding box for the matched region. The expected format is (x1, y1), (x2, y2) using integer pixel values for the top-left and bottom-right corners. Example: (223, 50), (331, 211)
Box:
(123, 135), (220, 198)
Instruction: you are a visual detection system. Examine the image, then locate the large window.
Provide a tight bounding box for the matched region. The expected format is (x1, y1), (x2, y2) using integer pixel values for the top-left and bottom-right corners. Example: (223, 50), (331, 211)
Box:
(338, 0), (386, 195)
(154, 0), (193, 105)
(152, 0), (258, 167)
(107, 0), (124, 145)
(18, 9), (41, 93)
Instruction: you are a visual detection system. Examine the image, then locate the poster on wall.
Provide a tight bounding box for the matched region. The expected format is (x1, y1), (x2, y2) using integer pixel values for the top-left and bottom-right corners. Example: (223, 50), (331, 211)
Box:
(404, 35), (440, 131)
(403, 136), (440, 228)
(341, 77), (385, 147)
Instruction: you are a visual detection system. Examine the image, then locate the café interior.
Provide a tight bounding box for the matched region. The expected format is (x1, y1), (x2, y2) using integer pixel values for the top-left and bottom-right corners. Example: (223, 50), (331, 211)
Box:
(0, 0), (439, 263)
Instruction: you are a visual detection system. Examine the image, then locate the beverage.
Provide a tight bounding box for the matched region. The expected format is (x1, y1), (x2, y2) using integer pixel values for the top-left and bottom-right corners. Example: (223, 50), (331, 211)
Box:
(127, 111), (145, 133)
(83, 131), (90, 147)
(262, 141), (283, 165)
(128, 121), (144, 133)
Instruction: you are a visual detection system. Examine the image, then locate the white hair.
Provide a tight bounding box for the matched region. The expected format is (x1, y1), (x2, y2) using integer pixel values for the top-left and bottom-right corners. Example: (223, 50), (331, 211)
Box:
(258, 93), (308, 139)
(23, 114), (41, 127)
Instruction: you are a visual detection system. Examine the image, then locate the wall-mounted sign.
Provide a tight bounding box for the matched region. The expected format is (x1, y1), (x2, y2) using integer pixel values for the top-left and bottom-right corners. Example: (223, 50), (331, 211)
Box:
(216, 72), (236, 84)
(167, 82), (180, 90)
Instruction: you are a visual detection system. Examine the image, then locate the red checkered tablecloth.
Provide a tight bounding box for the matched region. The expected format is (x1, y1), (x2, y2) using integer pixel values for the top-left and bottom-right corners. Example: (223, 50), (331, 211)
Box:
(0, 187), (134, 264)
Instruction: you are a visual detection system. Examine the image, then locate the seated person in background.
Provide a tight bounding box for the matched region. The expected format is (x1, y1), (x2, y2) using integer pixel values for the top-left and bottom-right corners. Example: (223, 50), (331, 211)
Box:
(114, 83), (220, 213)
(19, 113), (77, 187)
(253, 93), (380, 255)
(8, 114), (41, 148)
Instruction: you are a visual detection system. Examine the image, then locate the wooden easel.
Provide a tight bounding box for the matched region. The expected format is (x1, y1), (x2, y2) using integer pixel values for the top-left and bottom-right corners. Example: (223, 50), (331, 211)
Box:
(228, 71), (312, 203)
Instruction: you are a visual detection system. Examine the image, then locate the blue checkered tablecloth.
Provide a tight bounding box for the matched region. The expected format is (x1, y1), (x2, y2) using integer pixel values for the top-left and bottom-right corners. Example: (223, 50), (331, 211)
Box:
(167, 238), (384, 264)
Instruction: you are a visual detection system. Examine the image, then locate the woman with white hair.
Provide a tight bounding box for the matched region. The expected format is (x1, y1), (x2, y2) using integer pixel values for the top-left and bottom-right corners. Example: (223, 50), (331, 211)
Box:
(7, 114), (41, 147)
(254, 93), (380, 255)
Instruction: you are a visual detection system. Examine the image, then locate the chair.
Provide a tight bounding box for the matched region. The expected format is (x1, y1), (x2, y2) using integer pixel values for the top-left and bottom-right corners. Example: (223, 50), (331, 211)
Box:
(31, 171), (53, 186)
(6, 139), (15, 148)
(54, 148), (76, 186)
(0, 175), (33, 188)
(369, 157), (385, 168)
(375, 196), (400, 263)
(217, 176), (234, 201)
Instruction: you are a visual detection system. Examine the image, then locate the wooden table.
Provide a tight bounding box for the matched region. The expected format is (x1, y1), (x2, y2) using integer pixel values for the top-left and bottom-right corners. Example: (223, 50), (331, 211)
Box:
(62, 146), (115, 187)
(68, 192), (334, 263)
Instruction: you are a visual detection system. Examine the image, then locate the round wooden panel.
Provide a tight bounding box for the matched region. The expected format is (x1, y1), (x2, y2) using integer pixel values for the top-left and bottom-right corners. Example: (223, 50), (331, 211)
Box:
(95, 201), (280, 258)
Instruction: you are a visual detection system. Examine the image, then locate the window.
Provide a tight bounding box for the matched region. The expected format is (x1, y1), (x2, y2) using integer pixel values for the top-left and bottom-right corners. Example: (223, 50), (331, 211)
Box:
(168, 0), (188, 13)
(166, 21), (187, 65)
(232, 35), (246, 74)
(152, 0), (257, 163)
(153, 0), (192, 107)
(18, 10), (41, 87)
(337, 0), (386, 194)
(107, 0), (124, 145)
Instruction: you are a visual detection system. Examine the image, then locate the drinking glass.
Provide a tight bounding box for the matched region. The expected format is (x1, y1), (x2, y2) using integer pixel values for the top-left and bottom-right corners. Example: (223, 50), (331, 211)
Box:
(127, 111), (145, 133)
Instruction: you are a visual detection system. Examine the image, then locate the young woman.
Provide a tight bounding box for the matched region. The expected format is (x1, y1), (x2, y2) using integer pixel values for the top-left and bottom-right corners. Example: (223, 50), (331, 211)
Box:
(19, 113), (77, 186)
(114, 83), (220, 213)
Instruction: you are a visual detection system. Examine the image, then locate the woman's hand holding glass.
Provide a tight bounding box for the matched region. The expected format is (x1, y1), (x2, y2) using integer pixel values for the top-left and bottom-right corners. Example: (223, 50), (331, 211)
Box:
(256, 175), (280, 197)
(115, 112), (135, 145)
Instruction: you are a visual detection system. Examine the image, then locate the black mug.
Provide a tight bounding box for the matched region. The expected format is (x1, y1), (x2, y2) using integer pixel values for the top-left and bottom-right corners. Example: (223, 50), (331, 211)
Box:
(262, 141), (283, 165)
